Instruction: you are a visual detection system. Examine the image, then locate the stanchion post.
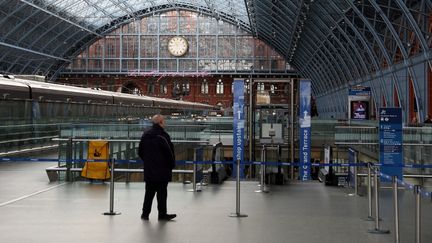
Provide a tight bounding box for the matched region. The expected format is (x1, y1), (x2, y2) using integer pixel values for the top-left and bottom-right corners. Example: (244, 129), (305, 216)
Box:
(393, 176), (400, 243)
(188, 162), (201, 192)
(229, 159), (248, 218)
(354, 162), (358, 195)
(364, 162), (374, 221)
(66, 137), (73, 182)
(103, 158), (121, 216)
(255, 145), (268, 193)
(368, 167), (389, 234)
(414, 185), (421, 243)
(348, 162), (359, 197)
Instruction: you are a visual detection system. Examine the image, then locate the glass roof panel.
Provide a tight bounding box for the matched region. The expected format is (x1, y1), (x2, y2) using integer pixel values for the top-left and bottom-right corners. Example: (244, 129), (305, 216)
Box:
(39, 0), (249, 29)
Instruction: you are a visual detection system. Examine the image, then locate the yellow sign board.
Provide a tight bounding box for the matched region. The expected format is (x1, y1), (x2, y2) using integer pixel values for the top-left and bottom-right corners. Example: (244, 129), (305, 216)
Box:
(81, 141), (111, 180)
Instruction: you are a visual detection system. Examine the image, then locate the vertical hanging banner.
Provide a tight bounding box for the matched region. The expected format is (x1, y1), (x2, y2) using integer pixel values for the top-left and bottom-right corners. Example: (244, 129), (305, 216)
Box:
(82, 141), (111, 180)
(299, 79), (311, 181)
(233, 79), (245, 178)
(379, 108), (403, 181)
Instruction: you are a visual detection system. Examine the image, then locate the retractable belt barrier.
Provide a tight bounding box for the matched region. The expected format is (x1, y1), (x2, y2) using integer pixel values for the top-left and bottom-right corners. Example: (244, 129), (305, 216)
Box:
(378, 170), (429, 242)
(4, 157), (432, 169)
(3, 157), (432, 197)
(380, 171), (432, 199)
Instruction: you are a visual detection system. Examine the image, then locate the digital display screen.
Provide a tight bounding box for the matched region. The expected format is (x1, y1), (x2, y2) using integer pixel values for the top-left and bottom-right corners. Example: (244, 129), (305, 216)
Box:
(350, 101), (369, 120)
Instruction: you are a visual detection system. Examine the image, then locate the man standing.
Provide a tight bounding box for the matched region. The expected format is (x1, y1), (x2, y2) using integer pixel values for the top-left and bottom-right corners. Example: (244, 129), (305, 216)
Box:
(138, 114), (176, 221)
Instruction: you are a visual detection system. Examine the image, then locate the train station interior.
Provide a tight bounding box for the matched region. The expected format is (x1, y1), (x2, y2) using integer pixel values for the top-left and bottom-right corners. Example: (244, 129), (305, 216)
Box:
(0, 1), (431, 242)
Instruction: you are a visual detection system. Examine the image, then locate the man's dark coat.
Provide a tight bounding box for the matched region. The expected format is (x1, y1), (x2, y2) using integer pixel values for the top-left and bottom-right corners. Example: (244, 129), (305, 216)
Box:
(138, 124), (175, 182)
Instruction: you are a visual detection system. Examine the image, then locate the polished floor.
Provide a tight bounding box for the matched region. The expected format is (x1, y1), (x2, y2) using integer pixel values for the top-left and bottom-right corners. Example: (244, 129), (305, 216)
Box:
(0, 160), (431, 243)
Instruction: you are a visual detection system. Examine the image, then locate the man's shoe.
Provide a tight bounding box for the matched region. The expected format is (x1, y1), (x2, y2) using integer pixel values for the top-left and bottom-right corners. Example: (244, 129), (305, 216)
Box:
(141, 214), (149, 220)
(158, 214), (176, 221)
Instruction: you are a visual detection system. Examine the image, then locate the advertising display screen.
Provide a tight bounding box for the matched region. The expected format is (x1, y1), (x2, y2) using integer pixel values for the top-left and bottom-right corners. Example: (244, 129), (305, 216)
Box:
(350, 101), (369, 120)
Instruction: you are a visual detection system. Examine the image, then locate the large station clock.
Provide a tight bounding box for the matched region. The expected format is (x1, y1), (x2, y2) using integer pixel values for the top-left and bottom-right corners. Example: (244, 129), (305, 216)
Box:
(168, 36), (189, 57)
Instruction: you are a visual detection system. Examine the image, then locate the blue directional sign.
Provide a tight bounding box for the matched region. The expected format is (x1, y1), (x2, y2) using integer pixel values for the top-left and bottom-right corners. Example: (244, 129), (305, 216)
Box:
(233, 79), (245, 178)
(379, 108), (403, 180)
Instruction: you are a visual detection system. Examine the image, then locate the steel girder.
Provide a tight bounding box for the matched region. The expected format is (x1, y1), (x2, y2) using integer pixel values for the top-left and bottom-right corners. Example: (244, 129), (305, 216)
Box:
(347, 0), (429, 121)
(395, 0), (430, 58)
(294, 1), (362, 101)
(338, 0), (392, 100)
(317, 2), (368, 82)
(18, 0), (101, 36)
(325, 19), (369, 83)
(291, 0), (431, 119)
(301, 4), (358, 87)
(327, 1), (391, 111)
(308, 1), (390, 115)
(363, 0), (414, 114)
(246, 0), (302, 59)
(294, 51), (334, 94)
(295, 35), (343, 93)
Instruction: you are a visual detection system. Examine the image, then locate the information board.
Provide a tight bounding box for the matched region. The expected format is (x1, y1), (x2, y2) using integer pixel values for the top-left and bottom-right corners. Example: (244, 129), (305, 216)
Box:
(379, 108), (403, 180)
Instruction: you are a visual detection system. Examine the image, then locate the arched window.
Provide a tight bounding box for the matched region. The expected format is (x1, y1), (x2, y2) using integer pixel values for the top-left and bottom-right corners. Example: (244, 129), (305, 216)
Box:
(122, 82), (141, 95)
(216, 79), (224, 94)
(270, 84), (276, 94)
(182, 82), (190, 95)
(284, 83), (289, 94)
(257, 82), (265, 92)
(201, 80), (209, 94)
(160, 83), (167, 94)
(147, 82), (155, 94)
(172, 81), (189, 98)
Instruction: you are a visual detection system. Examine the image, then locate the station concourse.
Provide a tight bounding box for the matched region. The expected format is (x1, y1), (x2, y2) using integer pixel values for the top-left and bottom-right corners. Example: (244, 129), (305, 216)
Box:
(0, 1), (432, 243)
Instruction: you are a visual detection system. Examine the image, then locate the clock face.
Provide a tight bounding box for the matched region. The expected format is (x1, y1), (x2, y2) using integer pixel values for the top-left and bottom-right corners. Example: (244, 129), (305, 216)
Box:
(168, 36), (189, 57)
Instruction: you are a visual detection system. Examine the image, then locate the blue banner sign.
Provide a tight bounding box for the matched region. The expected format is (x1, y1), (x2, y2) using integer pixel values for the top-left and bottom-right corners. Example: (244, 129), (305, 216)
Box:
(299, 80), (311, 181)
(348, 86), (371, 96)
(379, 108), (403, 180)
(233, 79), (245, 178)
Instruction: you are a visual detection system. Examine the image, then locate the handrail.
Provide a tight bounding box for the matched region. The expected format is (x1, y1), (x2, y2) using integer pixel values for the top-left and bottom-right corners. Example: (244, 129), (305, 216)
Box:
(52, 138), (209, 144)
(0, 135), (58, 144)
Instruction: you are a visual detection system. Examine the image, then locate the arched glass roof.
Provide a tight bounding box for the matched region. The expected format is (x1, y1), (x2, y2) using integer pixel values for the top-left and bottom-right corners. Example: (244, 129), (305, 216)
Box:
(0, 0), (251, 77)
(40, 0), (249, 28)
(0, 0), (430, 102)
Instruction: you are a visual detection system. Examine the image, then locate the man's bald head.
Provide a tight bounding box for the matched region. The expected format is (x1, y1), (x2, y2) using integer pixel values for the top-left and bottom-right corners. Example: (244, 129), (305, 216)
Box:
(152, 114), (165, 128)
